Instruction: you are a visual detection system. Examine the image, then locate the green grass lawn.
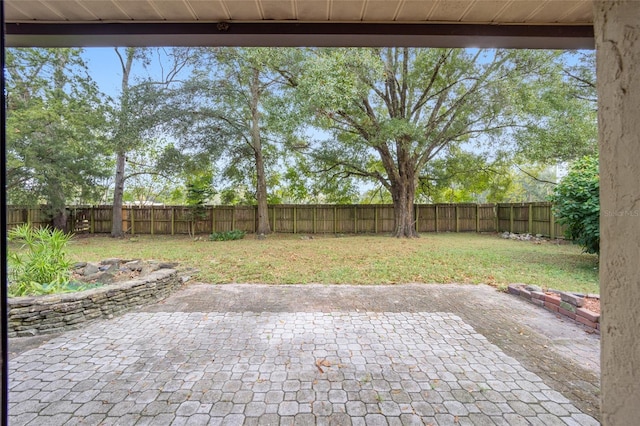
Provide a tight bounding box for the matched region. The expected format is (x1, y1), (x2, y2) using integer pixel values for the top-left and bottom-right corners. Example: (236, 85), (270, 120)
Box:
(62, 233), (599, 294)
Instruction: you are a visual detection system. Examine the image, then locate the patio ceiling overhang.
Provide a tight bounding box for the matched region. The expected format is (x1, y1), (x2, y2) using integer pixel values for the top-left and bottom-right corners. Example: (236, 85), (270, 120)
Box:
(5, 0), (594, 49)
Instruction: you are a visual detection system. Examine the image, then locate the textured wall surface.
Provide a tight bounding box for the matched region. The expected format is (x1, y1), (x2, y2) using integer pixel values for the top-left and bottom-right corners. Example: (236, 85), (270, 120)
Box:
(8, 269), (181, 337)
(594, 1), (640, 424)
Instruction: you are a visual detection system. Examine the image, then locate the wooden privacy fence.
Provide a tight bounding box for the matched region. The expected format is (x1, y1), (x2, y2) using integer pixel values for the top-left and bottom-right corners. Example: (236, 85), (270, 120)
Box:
(7, 203), (567, 238)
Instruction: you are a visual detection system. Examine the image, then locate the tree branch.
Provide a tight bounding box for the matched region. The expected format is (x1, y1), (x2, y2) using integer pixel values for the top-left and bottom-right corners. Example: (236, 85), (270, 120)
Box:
(514, 164), (558, 185)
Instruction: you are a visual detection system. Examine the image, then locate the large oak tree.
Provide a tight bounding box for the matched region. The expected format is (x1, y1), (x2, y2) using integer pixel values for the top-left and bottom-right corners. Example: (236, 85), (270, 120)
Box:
(300, 48), (553, 237)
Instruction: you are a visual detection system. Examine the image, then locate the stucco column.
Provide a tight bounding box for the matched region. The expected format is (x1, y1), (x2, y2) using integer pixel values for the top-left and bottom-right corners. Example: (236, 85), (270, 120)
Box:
(593, 1), (640, 424)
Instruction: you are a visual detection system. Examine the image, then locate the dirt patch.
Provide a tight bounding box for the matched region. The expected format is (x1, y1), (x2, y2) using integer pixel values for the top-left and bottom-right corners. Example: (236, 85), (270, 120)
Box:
(584, 297), (600, 314)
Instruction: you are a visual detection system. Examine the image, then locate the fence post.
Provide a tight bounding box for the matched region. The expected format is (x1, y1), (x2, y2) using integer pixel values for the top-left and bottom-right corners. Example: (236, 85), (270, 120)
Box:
(313, 206), (317, 234)
(528, 204), (533, 234)
(211, 206), (216, 233)
(435, 205), (439, 233)
(476, 204), (480, 233)
(272, 206), (276, 233)
(455, 205), (459, 233)
(90, 208), (95, 234)
(252, 206), (256, 234)
(354, 205), (357, 233)
(550, 205), (556, 239)
(171, 208), (175, 235)
(509, 205), (514, 233)
(374, 206), (378, 234)
(495, 204), (499, 232)
(232, 206), (236, 231)
(415, 204), (419, 232)
(151, 207), (155, 235)
(293, 206), (297, 234)
(334, 206), (337, 234)
(131, 207), (135, 236)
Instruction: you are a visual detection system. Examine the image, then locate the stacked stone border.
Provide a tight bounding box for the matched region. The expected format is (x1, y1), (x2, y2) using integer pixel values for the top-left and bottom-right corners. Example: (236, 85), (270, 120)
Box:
(8, 269), (182, 337)
(507, 284), (600, 333)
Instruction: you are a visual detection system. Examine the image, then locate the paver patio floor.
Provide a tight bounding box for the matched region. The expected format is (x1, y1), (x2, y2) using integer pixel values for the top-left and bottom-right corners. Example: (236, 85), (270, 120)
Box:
(9, 284), (601, 425)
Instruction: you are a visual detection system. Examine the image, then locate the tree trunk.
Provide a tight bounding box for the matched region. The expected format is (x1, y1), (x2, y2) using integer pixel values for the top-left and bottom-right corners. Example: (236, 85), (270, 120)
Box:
(390, 178), (418, 238)
(51, 208), (68, 233)
(111, 151), (126, 237)
(111, 48), (134, 238)
(251, 68), (271, 237)
(255, 149), (270, 236)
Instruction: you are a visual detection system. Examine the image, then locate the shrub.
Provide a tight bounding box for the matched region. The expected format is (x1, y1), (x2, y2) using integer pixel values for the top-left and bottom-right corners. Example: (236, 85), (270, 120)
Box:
(7, 224), (74, 297)
(209, 230), (246, 241)
(550, 156), (599, 255)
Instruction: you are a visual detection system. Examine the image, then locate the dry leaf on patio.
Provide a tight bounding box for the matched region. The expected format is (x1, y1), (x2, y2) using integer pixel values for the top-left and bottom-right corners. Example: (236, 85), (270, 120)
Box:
(315, 358), (331, 373)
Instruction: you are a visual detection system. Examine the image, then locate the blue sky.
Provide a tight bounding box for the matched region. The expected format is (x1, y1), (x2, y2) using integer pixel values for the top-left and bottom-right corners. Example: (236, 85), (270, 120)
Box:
(82, 47), (179, 99)
(82, 48), (123, 97)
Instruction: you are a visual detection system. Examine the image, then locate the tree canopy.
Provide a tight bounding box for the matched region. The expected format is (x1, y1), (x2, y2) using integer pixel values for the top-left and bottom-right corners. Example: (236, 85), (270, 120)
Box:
(298, 48), (562, 236)
(6, 47), (598, 238)
(6, 48), (110, 230)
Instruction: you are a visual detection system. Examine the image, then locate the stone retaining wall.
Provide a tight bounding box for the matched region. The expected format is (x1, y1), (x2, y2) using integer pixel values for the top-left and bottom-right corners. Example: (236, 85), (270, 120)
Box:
(8, 269), (182, 337)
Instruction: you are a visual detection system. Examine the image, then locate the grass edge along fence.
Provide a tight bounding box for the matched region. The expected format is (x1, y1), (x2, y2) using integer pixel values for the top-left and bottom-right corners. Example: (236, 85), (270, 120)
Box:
(7, 203), (566, 238)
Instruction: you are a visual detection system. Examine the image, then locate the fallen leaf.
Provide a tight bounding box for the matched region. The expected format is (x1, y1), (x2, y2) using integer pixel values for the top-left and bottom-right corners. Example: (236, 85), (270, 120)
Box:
(315, 358), (331, 373)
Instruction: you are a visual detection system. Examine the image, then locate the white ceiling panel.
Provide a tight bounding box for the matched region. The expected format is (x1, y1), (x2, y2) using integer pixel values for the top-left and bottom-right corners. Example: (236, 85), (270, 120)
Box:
(363, 0), (403, 21)
(557, 1), (593, 23)
(462, 1), (511, 22)
(30, 1), (97, 21)
(5, 2), (37, 21)
(493, 1), (547, 23)
(427, 1), (472, 22)
(60, 1), (133, 21)
(151, 1), (199, 20)
(220, 0), (264, 20)
(527, 1), (584, 23)
(16, 0), (68, 20)
(186, 0), (231, 20)
(113, 0), (165, 20)
(5, 0), (594, 24)
(329, 0), (367, 21)
(260, 0), (296, 20)
(395, 1), (437, 21)
(295, 0), (331, 20)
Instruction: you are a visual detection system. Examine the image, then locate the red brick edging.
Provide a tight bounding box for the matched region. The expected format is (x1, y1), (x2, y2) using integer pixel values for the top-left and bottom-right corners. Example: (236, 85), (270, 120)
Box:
(507, 284), (600, 334)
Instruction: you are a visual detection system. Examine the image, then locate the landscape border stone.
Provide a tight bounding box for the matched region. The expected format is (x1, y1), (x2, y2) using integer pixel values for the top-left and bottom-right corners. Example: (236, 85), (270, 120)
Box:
(7, 269), (182, 337)
(507, 283), (600, 333)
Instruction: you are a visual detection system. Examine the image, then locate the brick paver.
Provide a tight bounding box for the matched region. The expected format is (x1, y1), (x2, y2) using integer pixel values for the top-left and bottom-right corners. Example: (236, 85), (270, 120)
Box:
(9, 307), (600, 425)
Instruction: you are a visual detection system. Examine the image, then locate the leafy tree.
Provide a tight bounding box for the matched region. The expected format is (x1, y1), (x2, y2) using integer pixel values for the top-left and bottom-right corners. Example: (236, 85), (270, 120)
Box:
(300, 48), (554, 237)
(550, 156), (599, 254)
(514, 51), (597, 164)
(184, 171), (214, 238)
(418, 149), (516, 203)
(120, 139), (182, 205)
(171, 48), (305, 236)
(6, 48), (110, 230)
(274, 151), (361, 204)
(109, 47), (195, 237)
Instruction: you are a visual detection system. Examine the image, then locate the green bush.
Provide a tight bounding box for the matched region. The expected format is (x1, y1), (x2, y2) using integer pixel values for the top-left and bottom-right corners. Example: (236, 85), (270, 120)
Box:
(7, 224), (74, 297)
(550, 156), (599, 255)
(209, 230), (246, 241)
